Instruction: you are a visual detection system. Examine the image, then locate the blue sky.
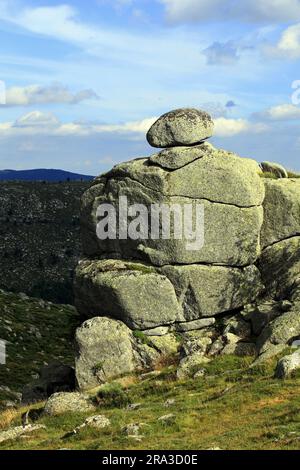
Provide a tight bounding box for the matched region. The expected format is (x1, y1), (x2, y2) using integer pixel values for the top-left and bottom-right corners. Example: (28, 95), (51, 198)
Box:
(0, 0), (300, 175)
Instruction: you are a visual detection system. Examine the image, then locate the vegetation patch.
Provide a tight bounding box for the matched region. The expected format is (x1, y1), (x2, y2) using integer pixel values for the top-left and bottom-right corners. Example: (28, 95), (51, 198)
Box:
(1, 354), (300, 450)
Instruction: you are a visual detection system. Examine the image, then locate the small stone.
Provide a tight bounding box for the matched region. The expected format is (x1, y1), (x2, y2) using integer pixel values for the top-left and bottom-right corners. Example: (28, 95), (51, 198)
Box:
(209, 339), (224, 356)
(84, 415), (110, 430)
(164, 399), (175, 408)
(44, 392), (95, 416)
(280, 300), (293, 313)
(176, 318), (216, 333)
(223, 333), (240, 345)
(222, 316), (251, 339)
(181, 336), (212, 356)
(177, 354), (210, 380)
(157, 414), (176, 426)
(0, 424), (46, 444)
(127, 403), (142, 411)
(275, 350), (300, 379)
(122, 423), (141, 437)
(291, 339), (300, 348)
(146, 108), (214, 148)
(221, 342), (256, 357)
(193, 368), (206, 379)
(142, 326), (169, 336)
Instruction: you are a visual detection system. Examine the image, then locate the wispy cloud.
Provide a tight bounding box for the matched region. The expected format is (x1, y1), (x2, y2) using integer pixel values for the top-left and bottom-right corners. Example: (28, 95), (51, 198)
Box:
(0, 109), (271, 140)
(1, 83), (99, 107)
(0, 111), (157, 137)
(253, 104), (300, 121)
(159, 0), (300, 24)
(214, 117), (269, 137)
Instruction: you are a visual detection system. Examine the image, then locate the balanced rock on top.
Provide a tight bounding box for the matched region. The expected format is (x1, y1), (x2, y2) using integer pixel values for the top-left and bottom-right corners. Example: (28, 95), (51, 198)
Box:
(146, 108), (214, 148)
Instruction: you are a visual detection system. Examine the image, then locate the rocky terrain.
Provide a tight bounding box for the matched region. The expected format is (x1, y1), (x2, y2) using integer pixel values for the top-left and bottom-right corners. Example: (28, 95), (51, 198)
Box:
(74, 108), (300, 388)
(0, 181), (89, 304)
(1, 107), (300, 451)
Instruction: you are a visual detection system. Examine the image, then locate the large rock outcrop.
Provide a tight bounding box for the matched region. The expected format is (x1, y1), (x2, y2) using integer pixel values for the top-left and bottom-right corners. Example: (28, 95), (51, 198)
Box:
(73, 107), (300, 389)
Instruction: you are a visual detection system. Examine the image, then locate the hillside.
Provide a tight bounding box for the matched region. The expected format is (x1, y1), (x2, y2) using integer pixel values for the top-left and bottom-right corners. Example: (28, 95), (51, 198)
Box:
(1, 352), (300, 450)
(0, 169), (94, 182)
(0, 290), (80, 409)
(0, 181), (90, 304)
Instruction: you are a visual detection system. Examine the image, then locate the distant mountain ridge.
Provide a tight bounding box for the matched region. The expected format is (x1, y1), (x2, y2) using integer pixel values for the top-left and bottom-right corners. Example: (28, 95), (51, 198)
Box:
(0, 168), (94, 182)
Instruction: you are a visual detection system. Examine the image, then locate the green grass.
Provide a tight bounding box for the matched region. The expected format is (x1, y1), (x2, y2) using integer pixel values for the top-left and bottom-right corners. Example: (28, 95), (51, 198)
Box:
(0, 290), (80, 406)
(1, 354), (300, 450)
(259, 170), (300, 179)
(133, 330), (153, 347)
(287, 171), (300, 178)
(259, 171), (279, 179)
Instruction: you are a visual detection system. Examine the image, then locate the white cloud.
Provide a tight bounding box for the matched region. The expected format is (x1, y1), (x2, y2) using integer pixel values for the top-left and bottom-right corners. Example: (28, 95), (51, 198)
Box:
(253, 104), (300, 121)
(0, 111), (157, 138)
(214, 117), (269, 137)
(160, 0), (300, 23)
(2, 83), (99, 107)
(265, 22), (300, 59)
(0, 111), (272, 140)
(14, 111), (60, 128)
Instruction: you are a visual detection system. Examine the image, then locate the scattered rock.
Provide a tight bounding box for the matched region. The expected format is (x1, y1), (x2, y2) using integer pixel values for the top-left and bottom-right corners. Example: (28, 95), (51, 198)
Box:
(275, 350), (300, 379)
(222, 315), (251, 339)
(181, 335), (212, 356)
(257, 307), (300, 356)
(44, 392), (95, 416)
(177, 354), (210, 380)
(222, 342), (256, 357)
(291, 339), (300, 348)
(0, 425), (46, 444)
(193, 369), (206, 379)
(84, 414), (110, 429)
(147, 334), (179, 356)
(164, 399), (175, 408)
(127, 403), (142, 411)
(122, 423), (142, 437)
(208, 339), (225, 356)
(143, 326), (170, 336)
(157, 414), (176, 425)
(176, 318), (216, 333)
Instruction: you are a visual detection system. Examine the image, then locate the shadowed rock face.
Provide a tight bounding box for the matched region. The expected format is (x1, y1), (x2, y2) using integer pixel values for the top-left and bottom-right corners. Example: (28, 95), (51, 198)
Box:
(146, 108), (214, 148)
(75, 260), (263, 330)
(261, 179), (300, 248)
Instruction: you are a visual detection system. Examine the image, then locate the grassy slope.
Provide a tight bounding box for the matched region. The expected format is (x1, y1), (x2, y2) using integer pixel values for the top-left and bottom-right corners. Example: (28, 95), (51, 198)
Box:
(1, 355), (300, 450)
(0, 290), (80, 405)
